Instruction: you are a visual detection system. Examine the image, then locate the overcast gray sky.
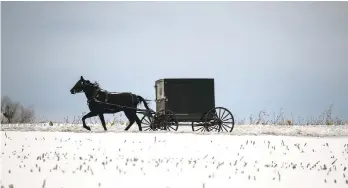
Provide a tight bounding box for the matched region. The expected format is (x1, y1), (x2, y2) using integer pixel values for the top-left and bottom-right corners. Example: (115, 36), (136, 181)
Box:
(1, 1), (348, 123)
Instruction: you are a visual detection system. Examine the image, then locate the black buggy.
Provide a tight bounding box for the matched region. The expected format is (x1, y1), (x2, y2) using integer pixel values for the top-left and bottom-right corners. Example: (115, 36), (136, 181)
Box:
(140, 78), (235, 132)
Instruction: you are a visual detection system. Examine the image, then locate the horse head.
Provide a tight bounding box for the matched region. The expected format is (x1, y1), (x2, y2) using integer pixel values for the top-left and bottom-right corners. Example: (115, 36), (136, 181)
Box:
(70, 76), (101, 95)
(70, 76), (87, 94)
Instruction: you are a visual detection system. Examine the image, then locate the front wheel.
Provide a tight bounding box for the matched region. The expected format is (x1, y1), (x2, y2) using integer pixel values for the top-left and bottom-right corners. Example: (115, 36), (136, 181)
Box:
(152, 110), (179, 131)
(140, 115), (155, 131)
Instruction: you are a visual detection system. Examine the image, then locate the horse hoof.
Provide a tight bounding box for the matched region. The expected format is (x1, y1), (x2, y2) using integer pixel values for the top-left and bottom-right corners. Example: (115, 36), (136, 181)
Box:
(84, 126), (91, 131)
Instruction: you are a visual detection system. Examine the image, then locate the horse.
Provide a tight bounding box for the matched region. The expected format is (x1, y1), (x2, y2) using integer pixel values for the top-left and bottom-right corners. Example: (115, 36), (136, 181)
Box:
(70, 76), (153, 131)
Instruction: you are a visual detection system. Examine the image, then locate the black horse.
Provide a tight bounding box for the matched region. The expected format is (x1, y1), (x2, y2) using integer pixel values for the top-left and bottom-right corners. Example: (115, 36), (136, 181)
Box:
(70, 76), (152, 131)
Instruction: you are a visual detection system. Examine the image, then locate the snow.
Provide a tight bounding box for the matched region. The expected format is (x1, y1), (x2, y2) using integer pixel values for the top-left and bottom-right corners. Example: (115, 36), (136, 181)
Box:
(1, 124), (348, 188)
(1, 123), (348, 137)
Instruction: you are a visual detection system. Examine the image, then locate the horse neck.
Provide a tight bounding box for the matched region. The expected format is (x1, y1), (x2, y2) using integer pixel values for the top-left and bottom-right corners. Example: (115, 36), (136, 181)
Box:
(83, 86), (100, 101)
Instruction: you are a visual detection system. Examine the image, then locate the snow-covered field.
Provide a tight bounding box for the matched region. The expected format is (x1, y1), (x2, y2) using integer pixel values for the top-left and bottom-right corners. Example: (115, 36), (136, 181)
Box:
(2, 123), (348, 137)
(1, 124), (348, 188)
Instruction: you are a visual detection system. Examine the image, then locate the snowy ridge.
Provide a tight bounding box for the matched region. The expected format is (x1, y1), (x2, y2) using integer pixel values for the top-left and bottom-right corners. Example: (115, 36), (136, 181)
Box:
(1, 123), (348, 137)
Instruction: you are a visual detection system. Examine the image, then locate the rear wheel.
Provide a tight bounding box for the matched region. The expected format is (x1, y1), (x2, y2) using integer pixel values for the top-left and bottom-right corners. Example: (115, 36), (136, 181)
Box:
(203, 107), (235, 132)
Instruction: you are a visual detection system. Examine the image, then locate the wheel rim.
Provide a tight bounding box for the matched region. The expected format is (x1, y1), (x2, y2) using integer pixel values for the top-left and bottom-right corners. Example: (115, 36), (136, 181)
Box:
(204, 107), (235, 132)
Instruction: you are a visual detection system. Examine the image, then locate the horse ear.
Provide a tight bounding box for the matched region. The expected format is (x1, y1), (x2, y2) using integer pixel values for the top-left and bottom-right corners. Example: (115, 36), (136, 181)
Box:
(80, 76), (84, 80)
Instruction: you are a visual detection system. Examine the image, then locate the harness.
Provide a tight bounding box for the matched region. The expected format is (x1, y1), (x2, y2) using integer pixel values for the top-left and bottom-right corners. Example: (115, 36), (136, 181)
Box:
(83, 81), (137, 110)
(92, 89), (135, 106)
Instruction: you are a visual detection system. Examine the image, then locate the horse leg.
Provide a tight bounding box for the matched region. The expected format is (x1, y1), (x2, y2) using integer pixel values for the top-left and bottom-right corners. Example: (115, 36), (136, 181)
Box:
(125, 111), (143, 131)
(124, 111), (136, 131)
(82, 111), (98, 131)
(98, 113), (107, 131)
(134, 114), (143, 131)
(124, 119), (135, 131)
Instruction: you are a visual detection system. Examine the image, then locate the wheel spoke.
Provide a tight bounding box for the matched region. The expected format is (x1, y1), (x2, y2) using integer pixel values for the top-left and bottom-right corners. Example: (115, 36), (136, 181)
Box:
(209, 126), (219, 131)
(221, 113), (230, 121)
(142, 122), (151, 126)
(142, 126), (152, 131)
(212, 112), (219, 121)
(220, 110), (226, 119)
(222, 125), (229, 132)
(197, 126), (206, 132)
(222, 123), (233, 129)
(222, 118), (234, 122)
(144, 117), (150, 123)
(168, 123), (177, 131)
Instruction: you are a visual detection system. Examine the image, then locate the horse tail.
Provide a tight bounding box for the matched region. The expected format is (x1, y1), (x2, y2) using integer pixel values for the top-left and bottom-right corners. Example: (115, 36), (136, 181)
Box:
(136, 95), (154, 116)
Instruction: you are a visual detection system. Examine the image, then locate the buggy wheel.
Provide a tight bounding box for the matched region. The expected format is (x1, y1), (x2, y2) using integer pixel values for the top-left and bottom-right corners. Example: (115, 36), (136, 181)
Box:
(191, 112), (211, 132)
(153, 110), (179, 131)
(140, 115), (155, 131)
(204, 107), (235, 132)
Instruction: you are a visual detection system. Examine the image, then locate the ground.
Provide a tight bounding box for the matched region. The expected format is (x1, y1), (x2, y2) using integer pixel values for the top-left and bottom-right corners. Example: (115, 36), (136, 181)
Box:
(1, 124), (348, 188)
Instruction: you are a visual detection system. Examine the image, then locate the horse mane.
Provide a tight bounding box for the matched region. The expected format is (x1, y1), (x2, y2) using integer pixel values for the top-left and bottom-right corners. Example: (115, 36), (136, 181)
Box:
(93, 81), (100, 88)
(86, 80), (100, 89)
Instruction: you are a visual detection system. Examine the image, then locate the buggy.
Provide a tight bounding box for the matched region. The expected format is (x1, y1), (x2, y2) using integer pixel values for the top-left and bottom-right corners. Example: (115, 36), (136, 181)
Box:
(140, 78), (235, 132)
